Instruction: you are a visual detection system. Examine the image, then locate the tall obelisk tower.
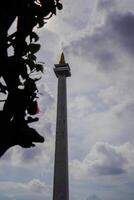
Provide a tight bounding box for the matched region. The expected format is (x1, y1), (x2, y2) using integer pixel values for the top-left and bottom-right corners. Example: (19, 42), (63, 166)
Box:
(53, 53), (71, 200)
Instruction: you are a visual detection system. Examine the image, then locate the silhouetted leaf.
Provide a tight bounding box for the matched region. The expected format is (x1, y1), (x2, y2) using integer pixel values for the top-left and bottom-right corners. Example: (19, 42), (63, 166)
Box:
(0, 83), (7, 94)
(34, 77), (41, 82)
(35, 64), (44, 72)
(38, 19), (45, 28)
(28, 53), (37, 61)
(30, 32), (39, 42)
(25, 59), (36, 71)
(28, 43), (41, 54)
(57, 3), (63, 10)
(27, 100), (39, 115)
(25, 78), (37, 92)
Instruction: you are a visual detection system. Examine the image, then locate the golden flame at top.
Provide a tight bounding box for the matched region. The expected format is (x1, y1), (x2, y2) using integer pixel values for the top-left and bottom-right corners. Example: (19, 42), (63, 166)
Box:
(59, 52), (65, 64)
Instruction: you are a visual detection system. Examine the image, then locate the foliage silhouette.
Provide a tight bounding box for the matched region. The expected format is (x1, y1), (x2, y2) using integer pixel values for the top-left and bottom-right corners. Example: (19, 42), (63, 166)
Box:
(0, 0), (62, 157)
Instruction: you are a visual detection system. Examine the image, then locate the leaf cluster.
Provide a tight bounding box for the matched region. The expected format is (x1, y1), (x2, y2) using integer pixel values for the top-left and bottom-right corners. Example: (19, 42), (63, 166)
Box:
(0, 0), (63, 153)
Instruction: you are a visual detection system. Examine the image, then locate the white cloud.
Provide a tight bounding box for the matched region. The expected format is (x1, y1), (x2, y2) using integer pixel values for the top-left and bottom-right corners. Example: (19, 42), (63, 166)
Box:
(69, 95), (93, 118)
(0, 179), (51, 200)
(70, 142), (134, 180)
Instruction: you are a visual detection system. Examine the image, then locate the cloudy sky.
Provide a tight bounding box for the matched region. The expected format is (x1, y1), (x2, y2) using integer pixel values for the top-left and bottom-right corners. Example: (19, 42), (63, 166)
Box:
(1, 0), (134, 199)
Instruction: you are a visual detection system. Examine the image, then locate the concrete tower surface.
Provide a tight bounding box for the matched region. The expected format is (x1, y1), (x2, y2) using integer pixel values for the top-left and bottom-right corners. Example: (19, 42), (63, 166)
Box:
(53, 53), (71, 200)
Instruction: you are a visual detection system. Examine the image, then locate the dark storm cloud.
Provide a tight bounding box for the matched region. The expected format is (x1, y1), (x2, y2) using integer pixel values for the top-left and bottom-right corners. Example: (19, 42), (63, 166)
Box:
(0, 195), (11, 200)
(65, 11), (134, 70)
(110, 12), (134, 54)
(95, 164), (125, 175)
(70, 143), (131, 180)
(117, 101), (134, 118)
(20, 147), (42, 162)
(97, 0), (116, 10)
(90, 142), (127, 176)
(87, 194), (102, 200)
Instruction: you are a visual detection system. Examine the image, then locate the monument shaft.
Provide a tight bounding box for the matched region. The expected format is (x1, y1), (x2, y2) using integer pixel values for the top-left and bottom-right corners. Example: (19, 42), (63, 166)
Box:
(53, 76), (69, 200)
(53, 54), (71, 200)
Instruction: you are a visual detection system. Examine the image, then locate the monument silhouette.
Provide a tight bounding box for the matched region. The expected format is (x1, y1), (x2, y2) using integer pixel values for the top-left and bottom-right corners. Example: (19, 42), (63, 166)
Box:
(53, 53), (71, 200)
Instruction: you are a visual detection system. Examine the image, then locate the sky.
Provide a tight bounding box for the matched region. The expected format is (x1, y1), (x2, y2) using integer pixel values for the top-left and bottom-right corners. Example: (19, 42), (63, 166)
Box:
(1, 0), (134, 199)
